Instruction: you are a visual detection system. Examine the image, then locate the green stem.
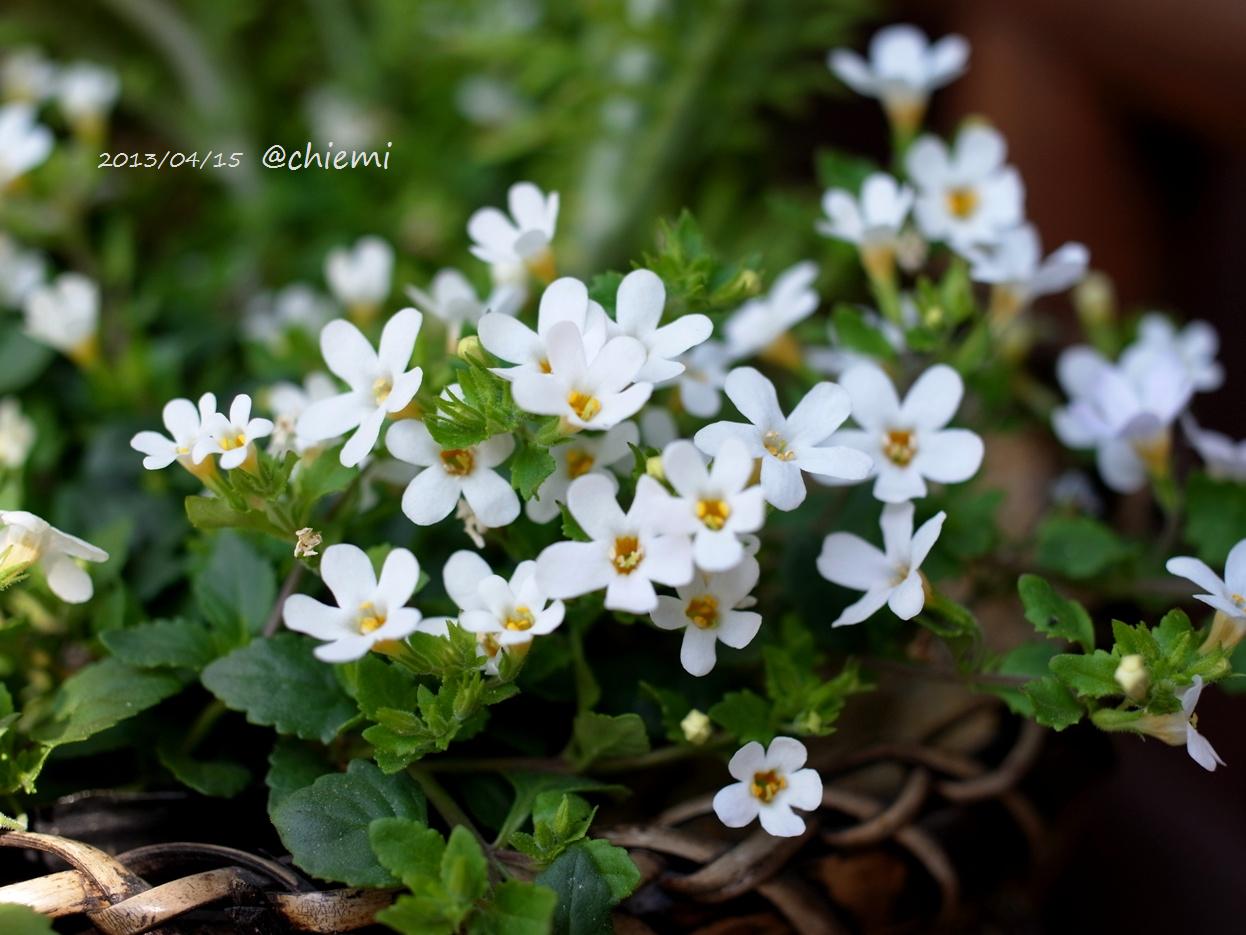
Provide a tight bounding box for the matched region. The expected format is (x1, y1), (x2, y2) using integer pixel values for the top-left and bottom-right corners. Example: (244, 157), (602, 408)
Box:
(409, 764), (487, 849)
(182, 698), (227, 754)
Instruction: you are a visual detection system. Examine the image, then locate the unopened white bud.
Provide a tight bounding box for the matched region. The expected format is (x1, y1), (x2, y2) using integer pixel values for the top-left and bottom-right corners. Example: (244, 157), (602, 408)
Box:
(680, 709), (712, 745)
(1114, 654), (1149, 702)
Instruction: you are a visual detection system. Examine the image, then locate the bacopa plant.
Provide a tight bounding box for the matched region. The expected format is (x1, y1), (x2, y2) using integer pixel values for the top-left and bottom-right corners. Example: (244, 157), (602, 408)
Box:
(0, 16), (1240, 933)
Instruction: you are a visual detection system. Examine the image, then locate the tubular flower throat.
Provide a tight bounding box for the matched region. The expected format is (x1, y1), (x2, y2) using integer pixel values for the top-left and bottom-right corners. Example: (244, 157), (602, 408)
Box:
(504, 606), (536, 632)
(440, 448), (475, 476)
(762, 431), (796, 462)
(695, 498), (732, 531)
(945, 186), (980, 219)
(567, 390), (602, 422)
(610, 535), (644, 574)
(218, 432), (248, 451)
(685, 594), (720, 630)
(372, 375), (393, 405)
(565, 449), (595, 479)
(882, 428), (917, 466)
(357, 601), (386, 634)
(750, 769), (788, 803)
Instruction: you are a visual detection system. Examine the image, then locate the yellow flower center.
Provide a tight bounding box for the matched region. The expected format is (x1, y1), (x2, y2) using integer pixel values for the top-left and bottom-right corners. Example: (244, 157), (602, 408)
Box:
(218, 432), (248, 451)
(479, 633), (502, 658)
(1233, 594), (1246, 610)
(565, 448), (596, 479)
(610, 536), (644, 575)
(695, 498), (732, 531)
(373, 376), (393, 405)
(357, 601), (386, 634)
(762, 431), (796, 462)
(567, 390), (602, 422)
(945, 186), (980, 219)
(882, 428), (917, 466)
(440, 448), (475, 476)
(538, 358), (552, 374)
(685, 594), (719, 630)
(504, 605), (535, 632)
(750, 769), (788, 803)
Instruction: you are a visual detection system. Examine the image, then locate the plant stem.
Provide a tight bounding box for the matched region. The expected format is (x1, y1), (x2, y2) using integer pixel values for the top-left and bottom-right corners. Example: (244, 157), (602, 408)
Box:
(182, 698), (227, 754)
(409, 764), (486, 849)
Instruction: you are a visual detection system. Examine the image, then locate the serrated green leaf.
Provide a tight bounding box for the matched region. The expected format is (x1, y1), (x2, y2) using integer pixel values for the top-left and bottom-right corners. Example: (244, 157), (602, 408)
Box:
(157, 745), (250, 797)
(1050, 651), (1122, 699)
(567, 711), (649, 769)
(535, 839), (640, 935)
(193, 532), (277, 637)
(442, 826), (489, 905)
(470, 881), (558, 935)
(102, 618), (229, 671)
(708, 690), (773, 745)
(510, 439), (556, 500)
(1184, 472), (1246, 567)
(184, 496), (287, 540)
(495, 772), (624, 849)
(31, 658), (186, 747)
(1018, 575), (1095, 652)
(266, 738), (332, 816)
(1035, 516), (1135, 580)
(369, 817), (444, 887)
(1021, 675), (1082, 730)
(830, 304), (895, 359)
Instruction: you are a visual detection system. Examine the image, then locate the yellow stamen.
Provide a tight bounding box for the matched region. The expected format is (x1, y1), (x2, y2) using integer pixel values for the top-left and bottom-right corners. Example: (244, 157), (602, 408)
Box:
(373, 376), (393, 405)
(440, 448), (475, 476)
(882, 428), (917, 466)
(945, 186), (980, 219)
(504, 606), (535, 632)
(685, 594), (719, 630)
(750, 769), (788, 803)
(610, 536), (644, 575)
(538, 358), (552, 374)
(565, 449), (595, 479)
(695, 498), (732, 531)
(479, 633), (502, 658)
(762, 431), (796, 462)
(357, 601), (386, 634)
(218, 433), (248, 451)
(567, 390), (602, 422)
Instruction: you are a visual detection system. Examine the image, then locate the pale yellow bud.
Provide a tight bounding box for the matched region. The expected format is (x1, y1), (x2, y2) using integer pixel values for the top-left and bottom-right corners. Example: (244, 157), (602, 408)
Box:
(645, 455), (665, 482)
(680, 708), (712, 745)
(457, 335), (485, 363)
(1114, 654), (1149, 702)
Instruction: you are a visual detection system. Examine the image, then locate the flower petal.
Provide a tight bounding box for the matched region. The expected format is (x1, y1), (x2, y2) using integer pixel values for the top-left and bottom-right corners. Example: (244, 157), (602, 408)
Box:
(713, 783), (760, 828)
(320, 543), (375, 610)
(760, 457), (806, 511)
(840, 363), (900, 430)
(725, 367), (784, 430)
(461, 468), (521, 528)
(899, 364), (963, 430)
(537, 541), (613, 599)
(320, 319), (377, 388)
(817, 533), (889, 589)
(400, 466), (461, 526)
(888, 572), (925, 620)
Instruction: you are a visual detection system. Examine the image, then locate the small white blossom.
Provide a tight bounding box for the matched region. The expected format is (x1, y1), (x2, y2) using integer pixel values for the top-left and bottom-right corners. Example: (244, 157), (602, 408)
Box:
(536, 473), (693, 613)
(712, 737), (822, 837)
(830, 362), (984, 503)
(283, 544), (423, 662)
(527, 421), (638, 524)
(817, 501), (944, 627)
(966, 224), (1088, 314)
(0, 234), (46, 308)
(0, 103), (52, 187)
(662, 439), (765, 572)
(242, 283), (334, 347)
(325, 236), (393, 317)
(0, 398), (35, 469)
(906, 126), (1024, 249)
(1183, 418), (1246, 482)
(23, 272), (98, 359)
(1167, 540), (1246, 635)
(652, 555), (762, 676)
(298, 308), (424, 467)
(458, 559), (565, 647)
(2, 48), (58, 104)
(828, 24), (969, 132)
(55, 62), (120, 135)
(131, 392), (217, 470)
(1120, 314), (1222, 393)
(478, 277), (608, 382)
(1136, 677), (1224, 772)
(723, 262), (819, 360)
(406, 268), (523, 331)
(607, 269), (711, 384)
(677, 340), (732, 418)
(817, 176), (912, 283)
(0, 510), (108, 604)
(694, 367), (872, 511)
(468, 181), (559, 285)
(387, 420), (519, 529)
(435, 552), (512, 674)
(267, 373), (338, 456)
(194, 395), (274, 470)
(640, 406), (679, 451)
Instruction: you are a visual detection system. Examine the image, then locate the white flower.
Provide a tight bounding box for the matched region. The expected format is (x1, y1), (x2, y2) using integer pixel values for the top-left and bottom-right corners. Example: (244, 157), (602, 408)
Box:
(478, 277), (608, 381)
(829, 363), (984, 503)
(1137, 677), (1224, 772)
(0, 511), (108, 604)
(458, 559), (565, 647)
(283, 544), (423, 662)
(325, 236), (393, 315)
(652, 555), (762, 676)
(2, 49), (58, 104)
(435, 552), (513, 675)
(526, 421), (638, 524)
(723, 262), (819, 360)
(828, 24), (969, 132)
(906, 126), (1024, 249)
(193, 395), (274, 470)
(1120, 314), (1222, 393)
(640, 406), (679, 450)
(677, 340), (732, 418)
(606, 269), (711, 384)
(817, 501), (945, 627)
(23, 272), (99, 359)
(0, 234), (46, 308)
(0, 398), (34, 469)
(712, 737), (822, 837)
(387, 420), (519, 528)
(298, 308), (424, 467)
(1183, 418), (1246, 482)
(131, 392), (217, 470)
(55, 62), (120, 133)
(242, 283), (334, 347)
(1167, 540), (1246, 628)
(966, 224), (1088, 314)
(511, 322), (651, 431)
(661, 439), (765, 572)
(817, 176), (913, 283)
(0, 103), (52, 187)
(267, 374), (338, 455)
(535, 473), (693, 613)
(406, 268), (523, 330)
(694, 367), (872, 511)
(1052, 346), (1191, 493)
(468, 181), (559, 284)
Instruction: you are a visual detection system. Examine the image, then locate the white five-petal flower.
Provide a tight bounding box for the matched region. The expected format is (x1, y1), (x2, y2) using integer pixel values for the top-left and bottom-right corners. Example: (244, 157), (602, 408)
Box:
(965, 224), (1088, 315)
(526, 421), (638, 524)
(651, 555), (762, 676)
(468, 181), (559, 285)
(0, 102), (53, 187)
(694, 367), (872, 511)
(23, 272), (99, 358)
(130, 392), (217, 470)
(1183, 418), (1246, 482)
(1137, 677), (1224, 772)
(193, 394), (274, 470)
(1166, 539), (1246, 649)
(723, 262), (819, 360)
(325, 236), (394, 316)
(242, 283), (334, 348)
(267, 374), (338, 456)
(817, 176), (913, 283)
(1, 48), (58, 104)
(712, 737), (823, 837)
(607, 269), (711, 384)
(283, 543), (423, 662)
(661, 438), (766, 572)
(297, 308), (424, 467)
(458, 557), (565, 647)
(478, 277), (608, 381)
(0, 510), (108, 604)
(677, 340), (732, 418)
(536, 473), (693, 613)
(1120, 314), (1222, 394)
(56, 62), (120, 134)
(817, 501), (945, 627)
(406, 268), (523, 332)
(830, 362), (984, 503)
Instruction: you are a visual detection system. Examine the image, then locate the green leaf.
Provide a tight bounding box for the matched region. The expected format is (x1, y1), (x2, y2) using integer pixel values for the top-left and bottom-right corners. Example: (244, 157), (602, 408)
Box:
(0, 322), (52, 394)
(814, 147), (878, 194)
(266, 738), (331, 817)
(512, 792), (596, 864)
(708, 690), (773, 745)
(102, 618), (229, 671)
(157, 745), (250, 797)
(471, 881), (558, 935)
(193, 532), (277, 636)
(986, 641), (1061, 717)
(296, 447), (357, 504)
(1184, 472), (1246, 567)
(567, 712), (649, 769)
(496, 772), (624, 849)
(202, 633), (357, 743)
(32, 658), (185, 747)
(1035, 516), (1134, 580)
(830, 304), (895, 360)
(184, 495), (288, 540)
(535, 839), (640, 935)
(1050, 651), (1122, 699)
(639, 682), (691, 744)
(1018, 575), (1095, 652)
(1021, 675), (1083, 730)
(0, 903), (55, 934)
(442, 826), (489, 905)
(369, 817), (445, 886)
(509, 439), (556, 500)
(272, 759), (427, 887)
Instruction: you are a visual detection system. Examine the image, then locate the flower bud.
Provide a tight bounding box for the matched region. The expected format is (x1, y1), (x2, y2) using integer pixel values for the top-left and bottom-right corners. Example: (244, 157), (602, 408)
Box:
(457, 335), (485, 364)
(645, 455), (665, 482)
(1074, 271), (1115, 328)
(680, 708), (712, 745)
(1114, 654), (1149, 702)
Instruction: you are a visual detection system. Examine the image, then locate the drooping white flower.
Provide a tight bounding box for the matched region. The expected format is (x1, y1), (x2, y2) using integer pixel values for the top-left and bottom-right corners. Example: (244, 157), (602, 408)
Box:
(387, 419), (519, 529)
(965, 224), (1088, 316)
(468, 181), (559, 285)
(828, 24), (969, 132)
(723, 262), (819, 360)
(535, 473), (693, 613)
(325, 236), (393, 319)
(1052, 346), (1191, 493)
(1120, 314), (1222, 394)
(267, 374), (338, 456)
(23, 272), (99, 363)
(712, 737), (822, 837)
(478, 277), (608, 382)
(1, 48), (58, 104)
(55, 62), (120, 136)
(0, 103), (52, 188)
(1183, 418), (1246, 482)
(283, 544), (423, 662)
(130, 392), (217, 470)
(511, 322), (652, 431)
(694, 367), (872, 511)
(297, 308), (424, 467)
(829, 363), (984, 503)
(817, 175), (913, 283)
(527, 421), (638, 523)
(0, 233), (46, 308)
(606, 269), (711, 384)
(193, 395), (274, 470)
(406, 268), (523, 333)
(677, 340), (732, 418)
(458, 559), (565, 647)
(817, 501), (945, 627)
(0, 398), (35, 469)
(906, 126), (1024, 249)
(1167, 540), (1246, 652)
(0, 510), (108, 604)
(1136, 677), (1224, 772)
(242, 283), (334, 347)
(661, 439), (765, 572)
(651, 555), (762, 676)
